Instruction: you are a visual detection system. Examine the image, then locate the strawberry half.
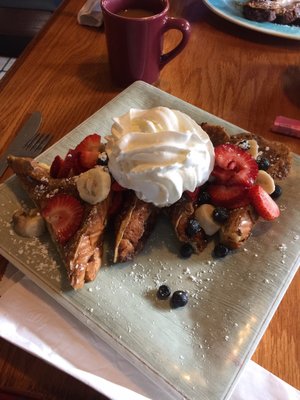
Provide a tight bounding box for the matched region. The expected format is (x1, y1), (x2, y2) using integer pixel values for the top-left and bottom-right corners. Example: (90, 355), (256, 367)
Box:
(207, 184), (248, 207)
(78, 150), (99, 170)
(75, 134), (102, 171)
(184, 187), (201, 202)
(226, 195), (251, 209)
(248, 185), (280, 221)
(41, 194), (84, 244)
(212, 144), (258, 187)
(111, 181), (125, 192)
(109, 191), (124, 216)
(50, 150), (78, 178)
(74, 133), (101, 153)
(50, 155), (64, 178)
(56, 150), (77, 178)
(49, 134), (102, 178)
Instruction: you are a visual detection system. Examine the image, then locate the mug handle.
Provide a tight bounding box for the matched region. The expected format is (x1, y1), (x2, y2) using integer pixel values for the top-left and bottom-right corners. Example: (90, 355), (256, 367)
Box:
(160, 18), (191, 69)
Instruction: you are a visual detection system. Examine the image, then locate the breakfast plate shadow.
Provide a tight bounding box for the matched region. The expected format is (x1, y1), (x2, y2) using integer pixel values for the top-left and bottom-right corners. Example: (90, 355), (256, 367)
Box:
(0, 81), (299, 400)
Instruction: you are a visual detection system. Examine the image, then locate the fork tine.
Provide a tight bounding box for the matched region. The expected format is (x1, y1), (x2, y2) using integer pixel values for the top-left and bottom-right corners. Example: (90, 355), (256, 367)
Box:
(24, 132), (51, 151)
(36, 133), (51, 150)
(31, 133), (50, 151)
(24, 132), (41, 149)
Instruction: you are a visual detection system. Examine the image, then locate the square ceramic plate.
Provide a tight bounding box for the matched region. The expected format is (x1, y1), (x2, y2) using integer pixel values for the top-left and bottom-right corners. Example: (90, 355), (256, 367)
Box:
(0, 81), (299, 400)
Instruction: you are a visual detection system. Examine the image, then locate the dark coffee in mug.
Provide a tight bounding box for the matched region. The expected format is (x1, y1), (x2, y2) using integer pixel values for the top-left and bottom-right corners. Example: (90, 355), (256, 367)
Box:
(117, 8), (156, 18)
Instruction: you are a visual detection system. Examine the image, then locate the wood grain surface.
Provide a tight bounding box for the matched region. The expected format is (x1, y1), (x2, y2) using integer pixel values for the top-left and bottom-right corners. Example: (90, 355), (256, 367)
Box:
(0, 0), (299, 398)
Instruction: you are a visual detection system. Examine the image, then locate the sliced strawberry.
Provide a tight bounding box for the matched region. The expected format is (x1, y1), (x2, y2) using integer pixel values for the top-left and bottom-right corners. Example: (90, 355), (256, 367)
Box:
(207, 184), (248, 207)
(78, 150), (99, 170)
(108, 191), (124, 216)
(74, 134), (102, 171)
(50, 155), (64, 178)
(71, 151), (86, 175)
(49, 150), (77, 178)
(212, 144), (258, 187)
(226, 195), (251, 209)
(74, 134), (101, 153)
(111, 181), (125, 192)
(41, 194), (84, 244)
(184, 187), (201, 202)
(49, 134), (102, 178)
(248, 185), (280, 221)
(109, 181), (126, 215)
(211, 166), (232, 184)
(56, 150), (77, 178)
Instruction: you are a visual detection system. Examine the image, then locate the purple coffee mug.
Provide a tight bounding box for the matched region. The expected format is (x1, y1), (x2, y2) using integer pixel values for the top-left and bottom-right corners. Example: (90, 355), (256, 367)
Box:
(100, 0), (191, 86)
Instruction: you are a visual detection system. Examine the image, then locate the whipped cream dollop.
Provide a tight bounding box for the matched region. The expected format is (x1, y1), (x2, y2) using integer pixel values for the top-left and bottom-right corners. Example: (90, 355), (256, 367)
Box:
(106, 107), (215, 207)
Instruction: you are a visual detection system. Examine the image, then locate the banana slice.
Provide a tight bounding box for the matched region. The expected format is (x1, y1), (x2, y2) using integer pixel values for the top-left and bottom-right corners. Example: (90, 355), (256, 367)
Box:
(13, 208), (46, 237)
(255, 170), (275, 194)
(247, 139), (259, 159)
(194, 204), (221, 236)
(77, 166), (111, 205)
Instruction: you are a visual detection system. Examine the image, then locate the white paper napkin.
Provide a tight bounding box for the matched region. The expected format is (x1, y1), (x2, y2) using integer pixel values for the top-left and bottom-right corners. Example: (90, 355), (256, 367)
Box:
(0, 264), (299, 400)
(77, 0), (103, 27)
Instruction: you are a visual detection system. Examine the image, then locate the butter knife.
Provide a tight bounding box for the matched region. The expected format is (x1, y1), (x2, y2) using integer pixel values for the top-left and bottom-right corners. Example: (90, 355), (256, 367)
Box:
(0, 111), (42, 177)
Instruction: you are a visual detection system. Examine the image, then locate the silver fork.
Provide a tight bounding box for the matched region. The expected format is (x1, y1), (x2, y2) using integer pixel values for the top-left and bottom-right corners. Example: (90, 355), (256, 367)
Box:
(23, 132), (51, 153)
(0, 132), (51, 178)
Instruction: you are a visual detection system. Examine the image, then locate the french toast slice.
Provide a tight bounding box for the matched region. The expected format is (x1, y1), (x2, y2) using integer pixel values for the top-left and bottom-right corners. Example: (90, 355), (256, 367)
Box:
(113, 190), (159, 263)
(220, 132), (291, 248)
(166, 195), (207, 254)
(168, 124), (291, 252)
(7, 155), (111, 289)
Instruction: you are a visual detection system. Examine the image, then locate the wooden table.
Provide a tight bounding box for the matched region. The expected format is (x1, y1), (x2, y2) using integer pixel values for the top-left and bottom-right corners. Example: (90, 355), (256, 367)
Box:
(0, 0), (299, 398)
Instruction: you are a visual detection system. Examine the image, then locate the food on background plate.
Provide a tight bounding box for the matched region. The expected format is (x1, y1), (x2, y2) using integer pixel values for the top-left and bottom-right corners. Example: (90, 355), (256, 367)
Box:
(242, 0), (300, 25)
(7, 107), (291, 289)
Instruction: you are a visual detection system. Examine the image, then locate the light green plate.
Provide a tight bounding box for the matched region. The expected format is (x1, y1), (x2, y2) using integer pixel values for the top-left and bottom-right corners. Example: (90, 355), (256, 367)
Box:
(0, 81), (299, 400)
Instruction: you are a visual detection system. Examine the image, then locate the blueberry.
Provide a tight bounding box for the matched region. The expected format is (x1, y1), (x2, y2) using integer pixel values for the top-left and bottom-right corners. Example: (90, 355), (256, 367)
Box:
(97, 152), (108, 166)
(157, 284), (171, 300)
(170, 290), (189, 308)
(180, 243), (194, 258)
(198, 191), (211, 205)
(213, 207), (229, 223)
(257, 157), (270, 171)
(270, 184), (282, 199)
(186, 218), (201, 237)
(213, 243), (229, 258)
(237, 139), (250, 151)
